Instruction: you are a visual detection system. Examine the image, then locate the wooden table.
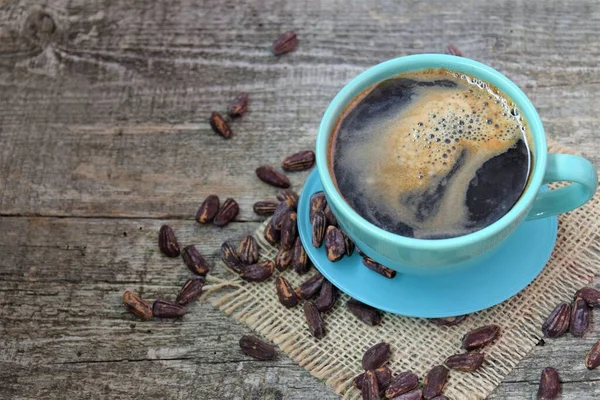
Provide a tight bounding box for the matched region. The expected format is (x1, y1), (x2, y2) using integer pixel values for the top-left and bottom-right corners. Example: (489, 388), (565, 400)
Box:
(1, 1), (598, 398)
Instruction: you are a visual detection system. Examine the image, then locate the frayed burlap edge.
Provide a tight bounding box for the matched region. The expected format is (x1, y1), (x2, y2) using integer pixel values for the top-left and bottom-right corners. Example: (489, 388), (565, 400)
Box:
(205, 139), (600, 400)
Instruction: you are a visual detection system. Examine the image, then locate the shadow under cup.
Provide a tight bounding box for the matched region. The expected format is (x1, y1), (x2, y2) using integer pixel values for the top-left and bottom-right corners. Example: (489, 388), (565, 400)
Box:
(315, 54), (597, 272)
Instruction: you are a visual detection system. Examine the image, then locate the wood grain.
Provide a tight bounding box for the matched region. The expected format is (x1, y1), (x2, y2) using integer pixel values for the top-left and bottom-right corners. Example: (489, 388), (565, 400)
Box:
(0, 0), (599, 398)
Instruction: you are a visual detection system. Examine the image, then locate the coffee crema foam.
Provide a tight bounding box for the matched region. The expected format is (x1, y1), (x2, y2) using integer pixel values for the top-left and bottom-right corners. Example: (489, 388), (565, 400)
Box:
(330, 69), (532, 239)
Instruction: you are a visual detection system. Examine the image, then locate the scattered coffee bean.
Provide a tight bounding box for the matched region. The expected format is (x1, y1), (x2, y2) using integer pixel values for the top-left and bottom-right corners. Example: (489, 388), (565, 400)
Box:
(240, 260), (274, 282)
(282, 150), (315, 171)
(347, 299), (382, 326)
(228, 92), (249, 117)
(275, 276), (299, 308)
(280, 211), (298, 250)
(253, 200), (279, 216)
(542, 303), (571, 338)
(275, 247), (293, 271)
(323, 204), (338, 227)
(256, 165), (291, 188)
(325, 226), (345, 262)
(303, 300), (325, 339)
(176, 277), (205, 306)
(362, 257), (397, 279)
(311, 211), (326, 248)
(181, 245), (210, 275)
(272, 31), (298, 56)
(393, 389), (423, 400)
(196, 195), (220, 223)
(362, 342), (391, 370)
(296, 272), (325, 300)
(444, 352), (485, 372)
(263, 219), (281, 245)
(238, 235), (259, 265)
(342, 231), (355, 256)
(384, 371), (419, 398)
(292, 236), (311, 274)
(315, 280), (338, 312)
(209, 111), (232, 139)
(276, 189), (299, 209)
(152, 300), (186, 318)
(158, 224), (180, 257)
(272, 202), (292, 229)
(537, 367), (560, 400)
(462, 325), (501, 350)
(309, 191), (327, 220)
(361, 370), (380, 400)
(570, 296), (590, 337)
(353, 366), (392, 391)
(213, 198), (239, 227)
(429, 315), (468, 327)
(221, 241), (244, 273)
(585, 339), (600, 369)
(445, 44), (463, 56)
(575, 287), (600, 307)
(422, 365), (448, 400)
(123, 291), (153, 320)
(239, 335), (275, 360)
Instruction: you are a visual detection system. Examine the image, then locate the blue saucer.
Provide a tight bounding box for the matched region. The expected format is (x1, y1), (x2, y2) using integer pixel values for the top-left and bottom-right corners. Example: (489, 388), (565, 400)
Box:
(298, 169), (558, 318)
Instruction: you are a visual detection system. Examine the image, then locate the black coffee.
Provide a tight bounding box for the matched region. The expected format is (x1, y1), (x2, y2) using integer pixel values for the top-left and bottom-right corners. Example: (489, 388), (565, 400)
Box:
(329, 69), (532, 239)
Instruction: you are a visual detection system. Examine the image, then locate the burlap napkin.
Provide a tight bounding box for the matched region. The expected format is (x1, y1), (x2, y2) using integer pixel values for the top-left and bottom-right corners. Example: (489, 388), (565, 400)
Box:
(206, 139), (600, 400)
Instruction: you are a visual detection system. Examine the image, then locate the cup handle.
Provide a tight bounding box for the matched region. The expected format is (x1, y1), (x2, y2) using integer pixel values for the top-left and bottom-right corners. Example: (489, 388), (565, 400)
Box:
(526, 153), (598, 220)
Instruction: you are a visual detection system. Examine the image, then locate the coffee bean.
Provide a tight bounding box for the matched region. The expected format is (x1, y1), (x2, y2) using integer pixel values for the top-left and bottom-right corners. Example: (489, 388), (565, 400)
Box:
(158, 224), (180, 257)
(353, 366), (392, 392)
(422, 365), (448, 400)
(347, 299), (382, 326)
(309, 191), (327, 220)
(256, 165), (291, 188)
(361, 370), (380, 400)
(276, 189), (299, 209)
(239, 335), (276, 360)
(181, 245), (210, 275)
(275, 276), (298, 308)
(123, 291), (153, 320)
(575, 287), (600, 307)
(213, 198), (239, 227)
(296, 272), (325, 300)
(324, 226), (345, 262)
(362, 257), (397, 279)
(275, 247), (293, 271)
(228, 93), (249, 117)
(444, 352), (485, 372)
(362, 342), (391, 370)
(253, 200), (279, 216)
(537, 367), (560, 400)
(152, 300), (187, 318)
(429, 315), (468, 327)
(263, 218), (281, 245)
(238, 235), (259, 265)
(303, 300), (325, 339)
(195, 195), (220, 223)
(570, 296), (590, 337)
(311, 211), (326, 248)
(323, 204), (338, 227)
(220, 241), (244, 273)
(280, 211), (298, 250)
(445, 44), (463, 56)
(176, 277), (205, 306)
(384, 371), (419, 398)
(292, 236), (311, 275)
(209, 111), (232, 138)
(272, 31), (298, 56)
(585, 339), (600, 369)
(240, 260), (274, 282)
(282, 150), (315, 171)
(393, 389), (423, 400)
(272, 202), (292, 230)
(462, 325), (501, 350)
(315, 280), (338, 312)
(342, 231), (355, 256)
(542, 303), (570, 338)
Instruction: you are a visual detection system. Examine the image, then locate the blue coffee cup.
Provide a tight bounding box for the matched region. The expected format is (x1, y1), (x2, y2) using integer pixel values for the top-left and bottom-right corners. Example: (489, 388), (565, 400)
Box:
(315, 54), (597, 271)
